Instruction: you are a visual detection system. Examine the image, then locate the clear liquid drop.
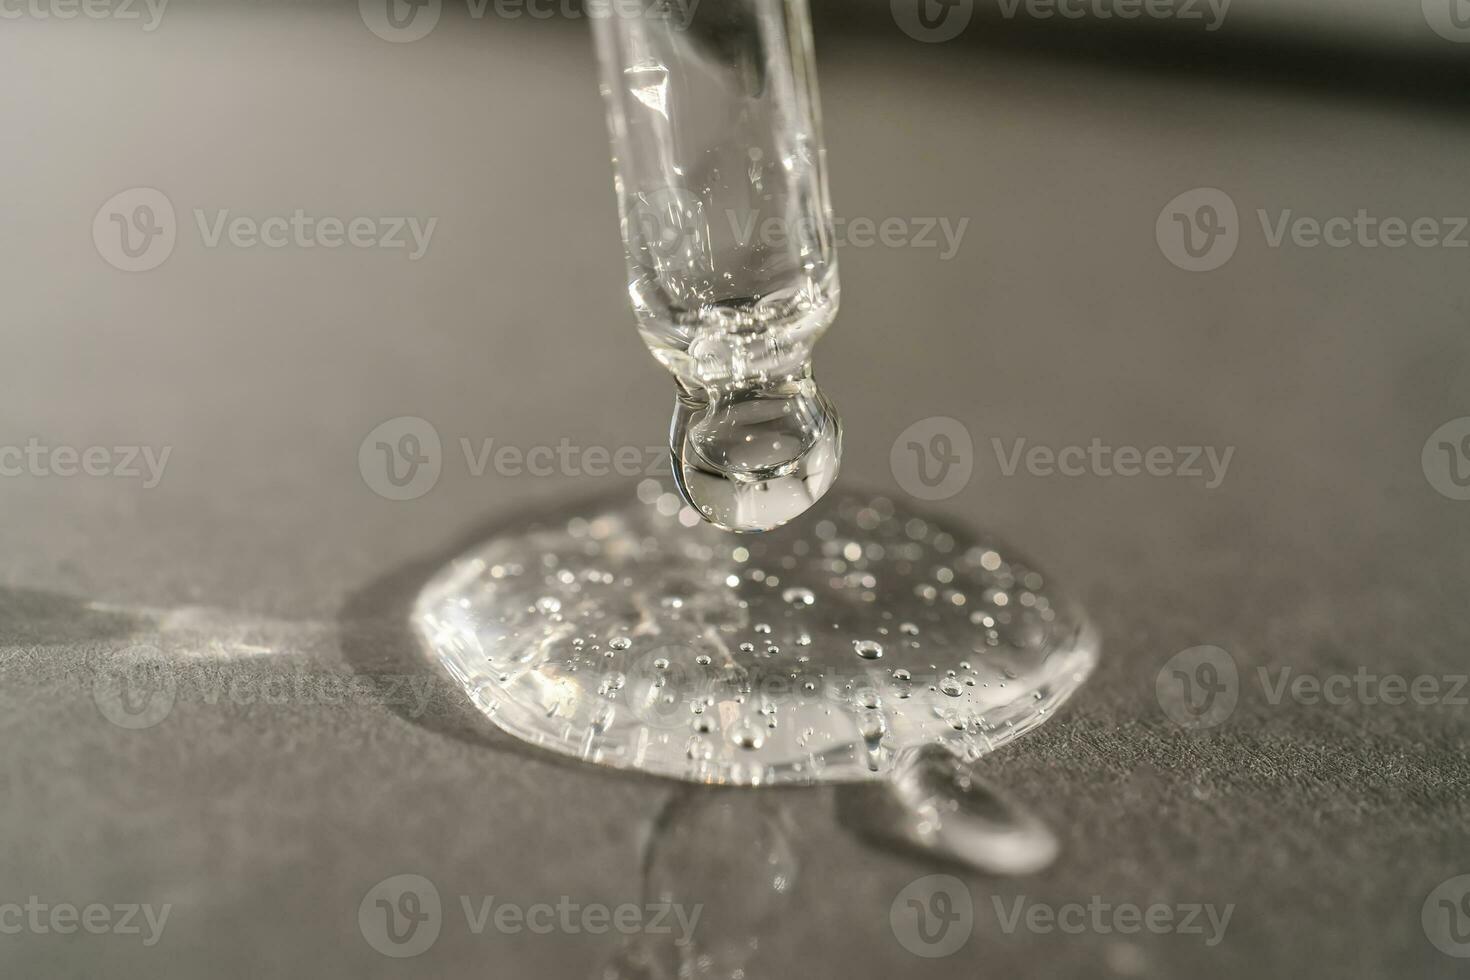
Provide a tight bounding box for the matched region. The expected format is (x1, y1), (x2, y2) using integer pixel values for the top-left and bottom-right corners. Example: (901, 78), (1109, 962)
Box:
(837, 745), (1059, 876)
(670, 375), (840, 533)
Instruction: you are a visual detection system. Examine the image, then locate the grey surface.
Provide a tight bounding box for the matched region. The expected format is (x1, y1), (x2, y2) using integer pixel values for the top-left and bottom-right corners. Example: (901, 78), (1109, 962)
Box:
(3, 6), (1470, 978)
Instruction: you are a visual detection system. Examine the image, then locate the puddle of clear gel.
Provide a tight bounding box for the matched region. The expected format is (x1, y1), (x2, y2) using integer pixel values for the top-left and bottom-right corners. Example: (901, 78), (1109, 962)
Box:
(413, 487), (1098, 786)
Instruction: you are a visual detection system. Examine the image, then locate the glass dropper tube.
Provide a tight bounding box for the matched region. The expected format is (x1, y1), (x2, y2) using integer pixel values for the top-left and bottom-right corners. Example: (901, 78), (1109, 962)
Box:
(592, 0), (842, 532)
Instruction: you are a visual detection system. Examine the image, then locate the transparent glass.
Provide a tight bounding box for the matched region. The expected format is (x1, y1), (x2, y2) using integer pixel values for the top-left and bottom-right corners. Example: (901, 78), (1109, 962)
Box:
(593, 0), (842, 532)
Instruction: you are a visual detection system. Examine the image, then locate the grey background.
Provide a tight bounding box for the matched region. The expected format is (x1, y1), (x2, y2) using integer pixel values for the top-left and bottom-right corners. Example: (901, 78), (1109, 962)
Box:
(2, 3), (1469, 977)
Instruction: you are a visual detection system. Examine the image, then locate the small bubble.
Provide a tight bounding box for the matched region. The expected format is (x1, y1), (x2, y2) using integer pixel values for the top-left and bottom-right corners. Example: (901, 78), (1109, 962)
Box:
(781, 587), (816, 606)
(730, 721), (765, 750)
(853, 640), (884, 660)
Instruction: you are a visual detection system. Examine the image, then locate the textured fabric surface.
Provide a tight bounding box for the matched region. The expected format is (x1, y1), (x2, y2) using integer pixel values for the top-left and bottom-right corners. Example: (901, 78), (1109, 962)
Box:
(2, 8), (1468, 978)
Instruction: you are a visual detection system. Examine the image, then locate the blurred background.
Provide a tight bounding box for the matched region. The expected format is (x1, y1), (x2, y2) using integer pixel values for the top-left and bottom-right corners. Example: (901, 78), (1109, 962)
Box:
(3, 1), (1469, 978)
